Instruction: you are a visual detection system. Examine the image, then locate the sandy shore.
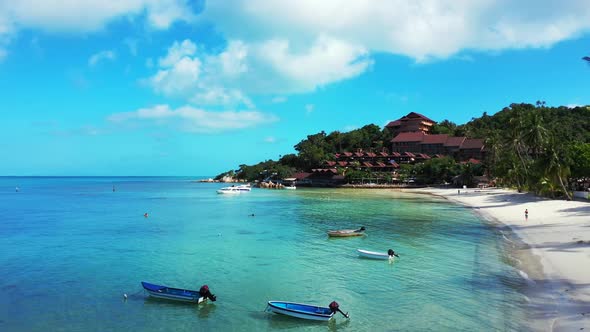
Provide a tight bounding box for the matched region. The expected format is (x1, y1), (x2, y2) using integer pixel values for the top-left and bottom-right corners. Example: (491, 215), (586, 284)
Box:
(410, 187), (590, 331)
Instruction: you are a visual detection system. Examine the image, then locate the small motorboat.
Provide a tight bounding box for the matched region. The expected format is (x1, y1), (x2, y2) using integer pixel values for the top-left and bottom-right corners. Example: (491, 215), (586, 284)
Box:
(357, 249), (399, 260)
(141, 281), (216, 303)
(216, 186), (241, 194)
(284, 185), (296, 190)
(327, 226), (365, 237)
(266, 301), (348, 321)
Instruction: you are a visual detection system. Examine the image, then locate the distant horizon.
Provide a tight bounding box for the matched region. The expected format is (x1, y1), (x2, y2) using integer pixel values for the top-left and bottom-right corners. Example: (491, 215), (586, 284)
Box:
(1, 2), (589, 176)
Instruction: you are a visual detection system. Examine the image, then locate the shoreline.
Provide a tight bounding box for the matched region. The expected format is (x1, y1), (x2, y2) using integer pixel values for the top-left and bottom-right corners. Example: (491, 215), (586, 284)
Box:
(407, 187), (590, 331)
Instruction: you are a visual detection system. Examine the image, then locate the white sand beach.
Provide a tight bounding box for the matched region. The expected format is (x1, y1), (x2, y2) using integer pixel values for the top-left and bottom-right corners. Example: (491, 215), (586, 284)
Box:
(414, 187), (590, 331)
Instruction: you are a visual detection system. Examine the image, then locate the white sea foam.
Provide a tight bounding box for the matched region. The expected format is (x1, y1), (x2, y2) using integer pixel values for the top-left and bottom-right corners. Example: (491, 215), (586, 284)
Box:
(518, 269), (537, 285)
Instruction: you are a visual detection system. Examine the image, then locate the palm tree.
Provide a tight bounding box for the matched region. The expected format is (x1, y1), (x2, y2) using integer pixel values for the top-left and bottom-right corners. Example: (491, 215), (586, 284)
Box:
(522, 112), (549, 158)
(540, 138), (572, 200)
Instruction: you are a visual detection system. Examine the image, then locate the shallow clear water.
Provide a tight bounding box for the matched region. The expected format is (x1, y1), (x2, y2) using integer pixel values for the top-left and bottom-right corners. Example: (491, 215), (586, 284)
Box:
(0, 177), (528, 331)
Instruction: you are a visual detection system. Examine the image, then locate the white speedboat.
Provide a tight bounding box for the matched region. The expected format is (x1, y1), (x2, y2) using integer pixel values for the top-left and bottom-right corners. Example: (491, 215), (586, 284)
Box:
(284, 185), (296, 190)
(216, 186), (241, 194)
(236, 184), (252, 192)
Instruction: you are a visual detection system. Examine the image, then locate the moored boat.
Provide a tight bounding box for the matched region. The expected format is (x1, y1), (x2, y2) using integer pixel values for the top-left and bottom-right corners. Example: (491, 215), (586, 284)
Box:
(327, 226), (365, 237)
(216, 186), (241, 194)
(357, 249), (399, 260)
(236, 184), (252, 192)
(266, 301), (348, 321)
(141, 281), (216, 303)
(284, 185), (296, 190)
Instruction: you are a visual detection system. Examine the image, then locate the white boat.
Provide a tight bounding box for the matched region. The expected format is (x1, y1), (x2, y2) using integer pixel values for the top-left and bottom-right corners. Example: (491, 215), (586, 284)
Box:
(216, 186), (241, 194)
(284, 185), (296, 190)
(357, 249), (399, 260)
(236, 184), (252, 192)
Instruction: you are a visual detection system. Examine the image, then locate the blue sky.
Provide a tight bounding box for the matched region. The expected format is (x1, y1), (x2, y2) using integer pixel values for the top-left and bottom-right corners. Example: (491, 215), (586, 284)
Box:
(1, 0), (589, 176)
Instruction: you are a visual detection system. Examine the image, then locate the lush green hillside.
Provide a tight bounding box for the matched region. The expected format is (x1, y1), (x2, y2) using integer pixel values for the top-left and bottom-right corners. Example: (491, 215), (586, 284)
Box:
(217, 102), (590, 198)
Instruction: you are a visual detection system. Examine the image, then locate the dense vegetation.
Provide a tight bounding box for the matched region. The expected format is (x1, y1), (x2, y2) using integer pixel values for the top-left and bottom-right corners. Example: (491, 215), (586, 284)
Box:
(216, 102), (590, 199)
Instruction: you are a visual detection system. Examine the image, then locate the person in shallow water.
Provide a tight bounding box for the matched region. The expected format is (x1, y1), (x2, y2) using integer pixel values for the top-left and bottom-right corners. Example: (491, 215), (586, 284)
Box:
(388, 249), (400, 258)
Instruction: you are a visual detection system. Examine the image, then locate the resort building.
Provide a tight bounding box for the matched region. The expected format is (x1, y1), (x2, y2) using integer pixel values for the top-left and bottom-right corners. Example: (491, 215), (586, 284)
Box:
(385, 112), (436, 136)
(390, 133), (484, 161)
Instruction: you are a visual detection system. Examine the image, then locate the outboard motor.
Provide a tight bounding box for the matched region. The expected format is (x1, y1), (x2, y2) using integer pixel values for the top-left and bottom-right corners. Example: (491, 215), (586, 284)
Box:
(388, 249), (399, 258)
(199, 285), (217, 302)
(329, 301), (339, 314)
(329, 301), (349, 318)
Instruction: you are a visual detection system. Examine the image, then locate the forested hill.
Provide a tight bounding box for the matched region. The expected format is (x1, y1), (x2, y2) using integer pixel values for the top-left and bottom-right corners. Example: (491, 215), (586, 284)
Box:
(449, 103), (590, 144)
(216, 102), (590, 197)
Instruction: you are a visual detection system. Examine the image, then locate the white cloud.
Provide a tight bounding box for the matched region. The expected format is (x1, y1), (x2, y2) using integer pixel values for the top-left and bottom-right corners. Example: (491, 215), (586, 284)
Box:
(150, 56), (201, 95)
(200, 0), (590, 61)
(264, 136), (277, 143)
(305, 104), (314, 114)
(158, 39), (197, 67)
(146, 36), (371, 107)
(0, 0), (195, 60)
(0, 0), (193, 32)
(88, 50), (116, 66)
(108, 104), (278, 133)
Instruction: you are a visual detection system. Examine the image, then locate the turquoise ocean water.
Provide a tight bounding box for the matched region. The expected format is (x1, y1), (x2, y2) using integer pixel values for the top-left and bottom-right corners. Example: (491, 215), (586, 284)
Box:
(0, 177), (529, 331)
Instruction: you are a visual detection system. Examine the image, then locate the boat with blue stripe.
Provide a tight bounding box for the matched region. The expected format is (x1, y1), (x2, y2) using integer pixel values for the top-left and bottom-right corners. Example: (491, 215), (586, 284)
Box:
(141, 281), (216, 304)
(266, 301), (349, 321)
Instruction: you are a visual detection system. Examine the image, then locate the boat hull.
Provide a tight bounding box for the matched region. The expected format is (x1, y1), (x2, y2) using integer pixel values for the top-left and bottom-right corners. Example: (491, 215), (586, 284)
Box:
(267, 301), (334, 321)
(327, 230), (364, 237)
(141, 281), (204, 303)
(357, 249), (390, 260)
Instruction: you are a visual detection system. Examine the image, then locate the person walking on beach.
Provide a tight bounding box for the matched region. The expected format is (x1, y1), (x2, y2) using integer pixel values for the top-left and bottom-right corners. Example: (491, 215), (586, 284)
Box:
(524, 209), (528, 220)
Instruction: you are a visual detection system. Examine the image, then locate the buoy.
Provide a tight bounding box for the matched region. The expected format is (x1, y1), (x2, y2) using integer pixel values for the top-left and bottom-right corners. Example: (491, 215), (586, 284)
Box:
(144, 213), (149, 218)
(123, 293), (128, 300)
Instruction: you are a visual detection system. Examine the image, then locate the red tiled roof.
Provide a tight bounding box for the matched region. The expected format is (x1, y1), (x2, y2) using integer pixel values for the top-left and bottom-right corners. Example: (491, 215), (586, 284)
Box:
(405, 112), (436, 123)
(355, 152), (364, 157)
(362, 162), (374, 167)
(376, 162), (386, 167)
(416, 153), (431, 159)
(366, 152), (377, 157)
(343, 152), (353, 157)
(421, 134), (448, 144)
(334, 153), (341, 158)
(385, 120), (402, 128)
(379, 152), (389, 157)
(391, 132), (426, 143)
(444, 136), (466, 147)
(326, 161), (337, 167)
(389, 160), (400, 168)
(390, 152), (401, 157)
(403, 152), (416, 157)
(461, 139), (484, 150)
(338, 161), (348, 167)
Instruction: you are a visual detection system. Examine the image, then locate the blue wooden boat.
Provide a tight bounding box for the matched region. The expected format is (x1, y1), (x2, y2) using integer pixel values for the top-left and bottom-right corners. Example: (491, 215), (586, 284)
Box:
(266, 301), (349, 321)
(141, 281), (216, 303)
